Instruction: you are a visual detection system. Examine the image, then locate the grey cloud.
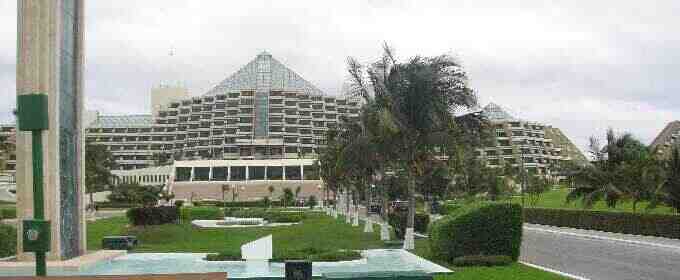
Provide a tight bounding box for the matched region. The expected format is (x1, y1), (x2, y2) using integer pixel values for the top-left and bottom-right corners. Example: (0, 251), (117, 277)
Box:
(0, 0), (679, 153)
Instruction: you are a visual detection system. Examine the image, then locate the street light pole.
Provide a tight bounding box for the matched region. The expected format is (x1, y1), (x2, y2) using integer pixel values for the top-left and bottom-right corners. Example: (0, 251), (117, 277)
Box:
(17, 94), (50, 276)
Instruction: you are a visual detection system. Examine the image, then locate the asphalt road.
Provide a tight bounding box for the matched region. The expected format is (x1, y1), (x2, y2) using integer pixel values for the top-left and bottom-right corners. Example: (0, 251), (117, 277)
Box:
(521, 225), (680, 280)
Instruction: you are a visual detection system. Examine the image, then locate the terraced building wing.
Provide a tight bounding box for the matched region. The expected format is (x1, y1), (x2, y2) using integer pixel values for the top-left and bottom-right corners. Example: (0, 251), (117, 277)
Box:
(85, 52), (361, 170)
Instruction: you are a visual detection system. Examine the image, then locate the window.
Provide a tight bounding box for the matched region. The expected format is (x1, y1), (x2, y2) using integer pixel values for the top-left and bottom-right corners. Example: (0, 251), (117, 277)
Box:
(285, 166), (301, 180)
(175, 167), (191, 181)
(304, 165), (318, 180)
(250, 166), (265, 180)
(194, 167), (210, 181)
(267, 166), (283, 180)
(211, 167), (228, 181)
(231, 166), (246, 181)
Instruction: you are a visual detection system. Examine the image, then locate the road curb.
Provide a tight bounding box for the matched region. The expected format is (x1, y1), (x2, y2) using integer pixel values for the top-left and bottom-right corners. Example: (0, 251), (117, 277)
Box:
(519, 261), (591, 280)
(524, 226), (680, 252)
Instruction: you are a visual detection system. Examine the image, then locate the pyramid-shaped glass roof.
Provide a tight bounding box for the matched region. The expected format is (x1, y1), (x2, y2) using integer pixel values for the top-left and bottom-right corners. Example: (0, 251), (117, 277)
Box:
(204, 52), (324, 96)
(481, 103), (517, 121)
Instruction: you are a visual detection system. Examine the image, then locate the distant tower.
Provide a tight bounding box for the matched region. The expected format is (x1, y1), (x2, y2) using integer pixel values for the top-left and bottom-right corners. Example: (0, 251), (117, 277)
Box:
(150, 85), (189, 117)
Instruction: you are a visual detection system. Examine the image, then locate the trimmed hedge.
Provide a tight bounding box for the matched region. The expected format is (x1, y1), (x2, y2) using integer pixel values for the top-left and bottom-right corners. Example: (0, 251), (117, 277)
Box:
(0, 208), (16, 220)
(525, 208), (680, 239)
(429, 203), (523, 262)
(126, 206), (179, 226)
(194, 200), (282, 208)
(388, 212), (430, 239)
(0, 224), (16, 258)
(451, 255), (513, 267)
(95, 202), (140, 209)
(180, 207), (224, 222)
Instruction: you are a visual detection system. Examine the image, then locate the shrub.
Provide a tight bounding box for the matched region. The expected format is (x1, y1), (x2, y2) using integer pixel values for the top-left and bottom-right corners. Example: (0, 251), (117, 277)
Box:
(307, 195), (318, 209)
(0, 224), (16, 258)
(174, 200), (184, 208)
(524, 208), (680, 239)
(272, 247), (361, 262)
(0, 208), (16, 220)
(180, 207), (224, 222)
(207, 200), (283, 208)
(388, 212), (430, 239)
(205, 251), (241, 261)
(94, 202), (140, 209)
(439, 203), (463, 215)
(451, 255), (513, 267)
(126, 206), (179, 226)
(429, 203), (522, 262)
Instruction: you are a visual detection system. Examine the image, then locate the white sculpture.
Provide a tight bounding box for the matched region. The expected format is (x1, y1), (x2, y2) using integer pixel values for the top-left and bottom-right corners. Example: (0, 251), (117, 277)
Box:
(403, 228), (415, 250)
(241, 235), (273, 261)
(352, 210), (360, 226)
(363, 217), (373, 233)
(380, 222), (390, 241)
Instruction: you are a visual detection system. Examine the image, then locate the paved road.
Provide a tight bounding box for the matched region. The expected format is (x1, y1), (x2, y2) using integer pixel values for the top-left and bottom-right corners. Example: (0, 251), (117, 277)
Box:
(521, 224), (680, 280)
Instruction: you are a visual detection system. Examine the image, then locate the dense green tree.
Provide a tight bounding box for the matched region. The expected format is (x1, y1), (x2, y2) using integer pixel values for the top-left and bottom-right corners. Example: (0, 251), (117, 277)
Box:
(658, 147), (680, 213)
(108, 183), (162, 207)
(86, 144), (117, 209)
(281, 187), (295, 207)
(567, 129), (655, 210)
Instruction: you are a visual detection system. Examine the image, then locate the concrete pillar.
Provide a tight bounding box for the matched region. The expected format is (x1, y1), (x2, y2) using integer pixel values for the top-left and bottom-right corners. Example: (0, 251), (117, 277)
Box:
(299, 164), (304, 181)
(282, 165), (286, 180)
(190, 167), (195, 181)
(245, 166), (249, 181)
(208, 167), (213, 181)
(16, 0), (87, 261)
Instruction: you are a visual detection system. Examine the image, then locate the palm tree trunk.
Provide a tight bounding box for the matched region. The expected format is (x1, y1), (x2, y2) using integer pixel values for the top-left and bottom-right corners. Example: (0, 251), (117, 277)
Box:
(404, 174), (416, 250)
(89, 192), (94, 211)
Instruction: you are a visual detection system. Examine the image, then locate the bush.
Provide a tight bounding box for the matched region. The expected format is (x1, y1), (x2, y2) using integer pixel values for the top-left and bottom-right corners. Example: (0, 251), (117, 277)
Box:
(205, 251), (241, 261)
(451, 255), (513, 267)
(0, 224), (16, 258)
(429, 203), (522, 262)
(388, 212), (430, 239)
(126, 206), (179, 226)
(0, 208), (16, 220)
(174, 200), (184, 208)
(307, 195), (318, 209)
(524, 208), (680, 239)
(439, 203), (463, 215)
(201, 200), (283, 208)
(95, 202), (141, 209)
(180, 207), (224, 222)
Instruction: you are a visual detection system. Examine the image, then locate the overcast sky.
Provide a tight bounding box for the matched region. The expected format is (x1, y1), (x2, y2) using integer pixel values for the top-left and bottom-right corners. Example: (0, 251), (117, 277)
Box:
(1, 0), (678, 154)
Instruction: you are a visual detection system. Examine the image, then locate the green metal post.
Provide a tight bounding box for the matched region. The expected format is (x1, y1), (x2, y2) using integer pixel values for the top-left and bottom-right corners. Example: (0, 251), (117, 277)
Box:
(31, 130), (46, 276)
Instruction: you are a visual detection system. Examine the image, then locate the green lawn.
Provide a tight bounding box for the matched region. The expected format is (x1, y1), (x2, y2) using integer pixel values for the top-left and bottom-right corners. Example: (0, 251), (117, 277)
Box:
(414, 239), (568, 280)
(87, 211), (565, 279)
(510, 188), (677, 215)
(88, 213), (385, 253)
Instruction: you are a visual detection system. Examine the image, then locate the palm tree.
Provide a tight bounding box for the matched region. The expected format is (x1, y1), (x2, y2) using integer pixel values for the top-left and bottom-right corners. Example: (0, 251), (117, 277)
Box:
(267, 185), (275, 206)
(347, 44), (477, 249)
(567, 129), (653, 210)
